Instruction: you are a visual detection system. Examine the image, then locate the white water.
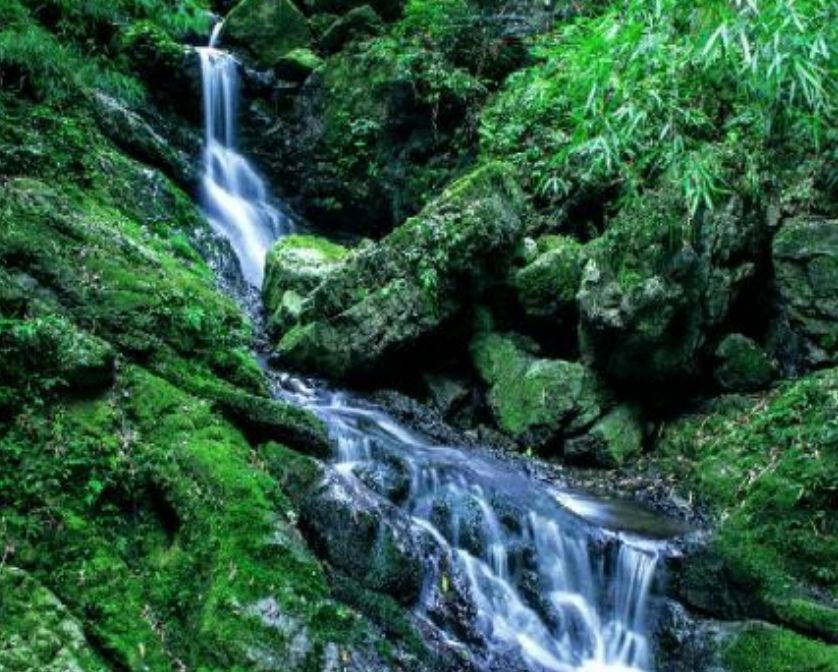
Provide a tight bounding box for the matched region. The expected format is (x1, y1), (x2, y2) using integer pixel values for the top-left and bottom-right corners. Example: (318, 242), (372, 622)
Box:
(198, 26), (289, 287)
(198, 29), (674, 672)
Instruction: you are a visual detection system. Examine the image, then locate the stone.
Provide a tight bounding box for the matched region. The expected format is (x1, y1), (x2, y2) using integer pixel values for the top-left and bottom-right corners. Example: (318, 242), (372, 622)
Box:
(513, 234), (585, 323)
(273, 163), (526, 378)
(471, 331), (608, 449)
(564, 403), (644, 467)
(224, 0), (312, 69)
(263, 234), (349, 334)
(772, 217), (838, 366)
(578, 188), (762, 386)
(714, 334), (775, 392)
(275, 47), (324, 81)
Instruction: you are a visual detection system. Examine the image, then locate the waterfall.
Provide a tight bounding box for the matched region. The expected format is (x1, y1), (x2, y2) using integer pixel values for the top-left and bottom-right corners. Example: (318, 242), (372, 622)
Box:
(198, 26), (289, 287)
(197, 27), (675, 672)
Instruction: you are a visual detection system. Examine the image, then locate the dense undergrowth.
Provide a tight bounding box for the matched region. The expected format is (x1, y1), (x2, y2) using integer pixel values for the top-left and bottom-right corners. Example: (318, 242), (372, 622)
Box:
(482, 0), (837, 224)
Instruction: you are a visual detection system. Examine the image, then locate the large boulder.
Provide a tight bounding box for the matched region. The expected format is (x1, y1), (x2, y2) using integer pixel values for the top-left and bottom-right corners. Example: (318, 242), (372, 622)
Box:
(578, 189), (763, 386)
(657, 369), (838, 643)
(224, 0), (312, 69)
(273, 163), (526, 378)
(772, 217), (838, 366)
(470, 331), (608, 450)
(263, 234), (349, 334)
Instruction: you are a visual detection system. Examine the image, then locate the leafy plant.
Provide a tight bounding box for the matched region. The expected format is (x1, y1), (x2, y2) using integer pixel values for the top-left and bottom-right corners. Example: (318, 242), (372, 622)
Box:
(481, 0), (837, 216)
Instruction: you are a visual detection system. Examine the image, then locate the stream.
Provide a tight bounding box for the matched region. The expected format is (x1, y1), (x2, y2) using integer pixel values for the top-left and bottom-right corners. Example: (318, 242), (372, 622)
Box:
(197, 30), (690, 672)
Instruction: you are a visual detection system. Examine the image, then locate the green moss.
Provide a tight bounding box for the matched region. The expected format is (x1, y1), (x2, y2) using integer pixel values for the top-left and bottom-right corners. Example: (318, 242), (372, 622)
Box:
(276, 47), (324, 80)
(471, 331), (606, 447)
(0, 567), (108, 672)
(657, 369), (838, 637)
(714, 333), (776, 391)
(723, 623), (838, 672)
(514, 235), (585, 322)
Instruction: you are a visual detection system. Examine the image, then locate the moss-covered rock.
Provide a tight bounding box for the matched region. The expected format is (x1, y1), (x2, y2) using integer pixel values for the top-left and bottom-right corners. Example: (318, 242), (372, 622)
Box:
(772, 216), (838, 366)
(0, 316), (116, 398)
(513, 234), (585, 323)
(274, 163), (526, 378)
(471, 331), (608, 449)
(722, 622), (838, 672)
(656, 369), (838, 642)
(275, 47), (324, 81)
(224, 0), (312, 69)
(578, 188), (762, 387)
(714, 333), (775, 392)
(320, 5), (384, 53)
(239, 23), (485, 234)
(0, 567), (107, 672)
(564, 403), (644, 467)
(263, 234), (349, 334)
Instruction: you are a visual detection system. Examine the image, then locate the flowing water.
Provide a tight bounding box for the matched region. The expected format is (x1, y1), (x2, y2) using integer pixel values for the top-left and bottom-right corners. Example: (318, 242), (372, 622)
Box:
(198, 25), (290, 287)
(197, 30), (686, 672)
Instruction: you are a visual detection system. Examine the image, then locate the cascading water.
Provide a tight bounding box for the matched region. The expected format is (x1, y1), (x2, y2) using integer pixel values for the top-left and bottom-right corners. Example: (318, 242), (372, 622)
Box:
(198, 24), (289, 287)
(198, 26), (685, 672)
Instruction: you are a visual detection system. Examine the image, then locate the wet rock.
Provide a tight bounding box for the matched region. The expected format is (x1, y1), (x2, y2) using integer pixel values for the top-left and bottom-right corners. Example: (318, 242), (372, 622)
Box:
(772, 216), (838, 366)
(713, 333), (775, 392)
(300, 469), (432, 603)
(92, 92), (197, 189)
(564, 403), (644, 468)
(263, 234), (349, 334)
(421, 372), (471, 418)
(319, 5), (384, 53)
(213, 389), (332, 457)
(578, 189), (763, 387)
(0, 567), (107, 672)
(273, 163), (526, 378)
(224, 0), (312, 69)
(470, 331), (608, 450)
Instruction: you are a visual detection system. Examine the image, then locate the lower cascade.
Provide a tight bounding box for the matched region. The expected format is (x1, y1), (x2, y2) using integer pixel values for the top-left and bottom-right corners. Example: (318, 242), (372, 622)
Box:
(199, 28), (678, 672)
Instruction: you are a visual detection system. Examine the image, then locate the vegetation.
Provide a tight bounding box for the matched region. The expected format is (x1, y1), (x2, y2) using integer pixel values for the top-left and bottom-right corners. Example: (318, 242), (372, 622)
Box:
(1, 0), (837, 669)
(482, 0), (837, 219)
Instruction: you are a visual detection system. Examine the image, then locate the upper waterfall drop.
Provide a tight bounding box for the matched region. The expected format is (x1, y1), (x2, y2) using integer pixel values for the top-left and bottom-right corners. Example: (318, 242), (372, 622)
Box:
(198, 23), (289, 288)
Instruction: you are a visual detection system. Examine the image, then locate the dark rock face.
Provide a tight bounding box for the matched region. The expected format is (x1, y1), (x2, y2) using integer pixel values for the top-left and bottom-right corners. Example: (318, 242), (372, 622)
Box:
(578, 190), (764, 388)
(272, 163), (526, 378)
(772, 217), (838, 366)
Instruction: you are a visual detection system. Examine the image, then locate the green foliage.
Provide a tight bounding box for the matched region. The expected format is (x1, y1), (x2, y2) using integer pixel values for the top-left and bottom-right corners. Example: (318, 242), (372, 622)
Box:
(481, 0), (837, 215)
